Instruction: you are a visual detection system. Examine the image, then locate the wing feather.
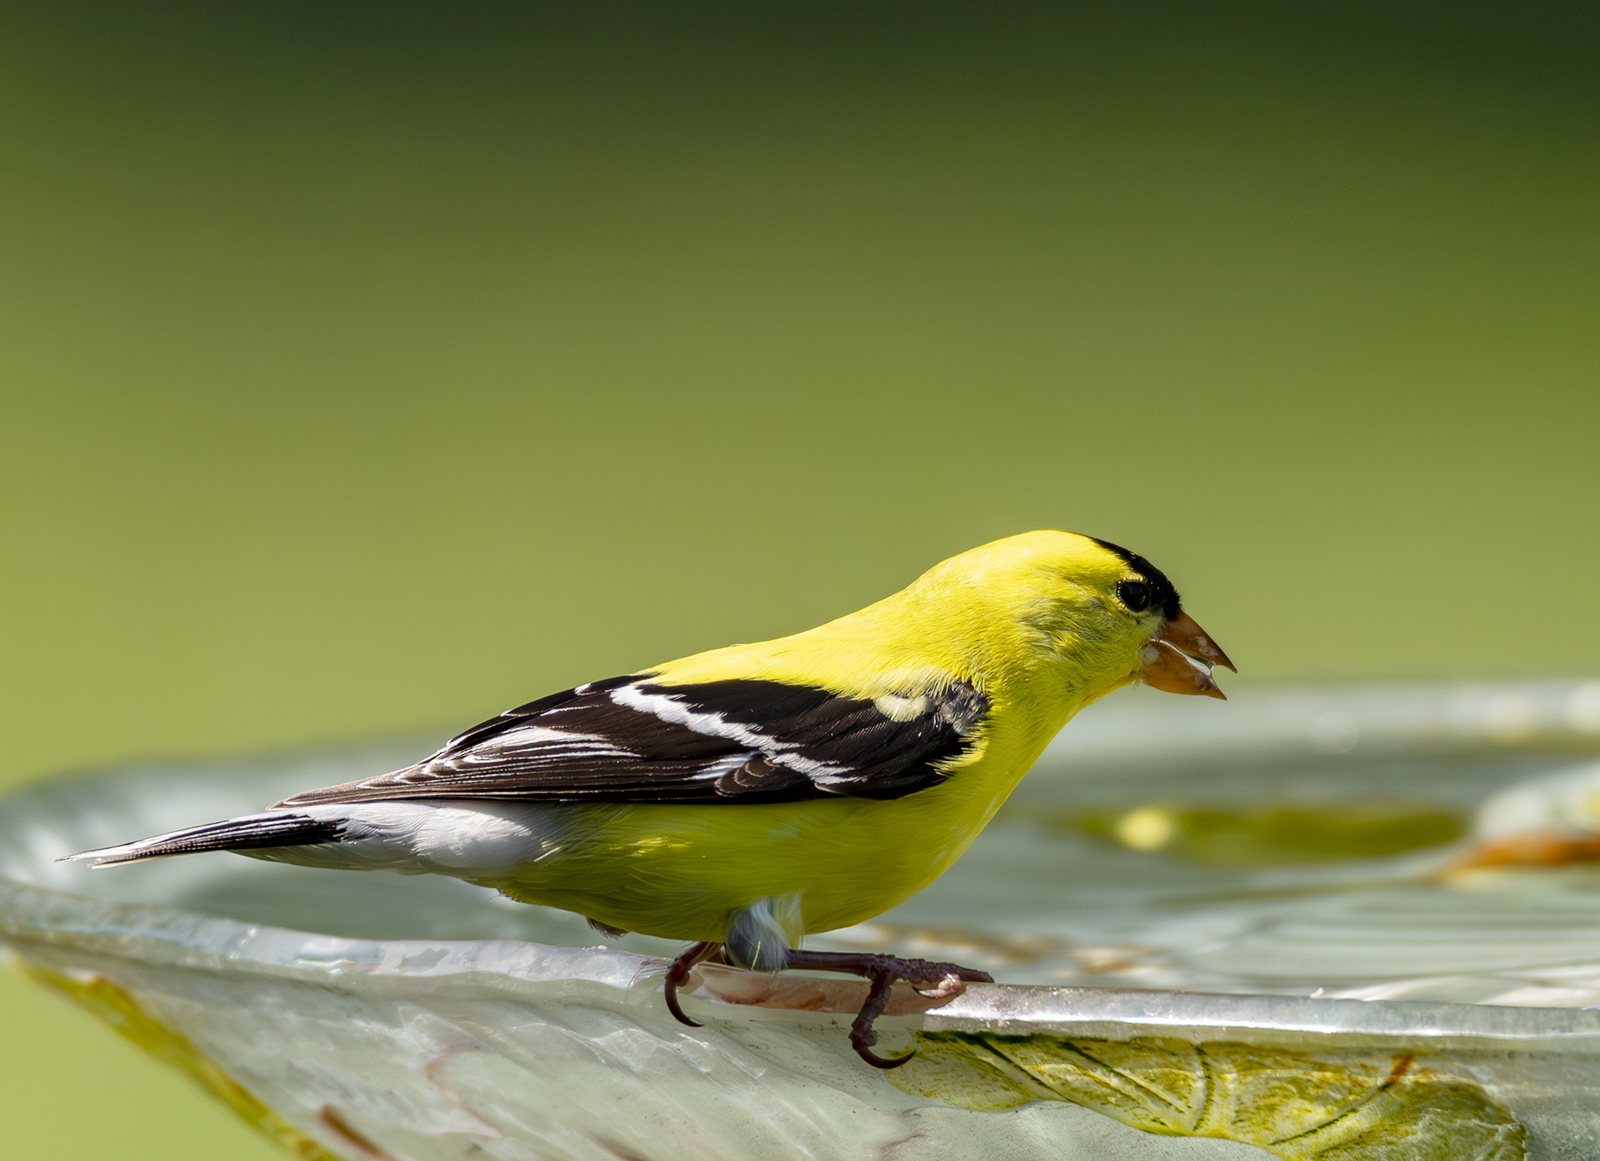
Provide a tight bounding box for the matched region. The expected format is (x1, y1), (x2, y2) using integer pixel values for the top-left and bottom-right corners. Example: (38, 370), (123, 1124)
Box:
(275, 674), (988, 808)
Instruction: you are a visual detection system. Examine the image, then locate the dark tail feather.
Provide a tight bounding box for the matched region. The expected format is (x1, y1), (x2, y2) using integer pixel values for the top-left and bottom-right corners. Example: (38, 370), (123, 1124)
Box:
(61, 812), (344, 868)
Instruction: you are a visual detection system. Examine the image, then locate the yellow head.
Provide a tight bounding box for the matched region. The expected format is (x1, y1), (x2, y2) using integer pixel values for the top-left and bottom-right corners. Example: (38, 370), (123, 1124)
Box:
(859, 530), (1233, 705)
(660, 530), (1233, 723)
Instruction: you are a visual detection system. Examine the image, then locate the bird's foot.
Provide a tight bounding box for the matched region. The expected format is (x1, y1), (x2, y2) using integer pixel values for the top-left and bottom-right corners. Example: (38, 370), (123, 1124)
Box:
(782, 950), (993, 1069)
(660, 943), (990, 1069)
(664, 941), (720, 1027)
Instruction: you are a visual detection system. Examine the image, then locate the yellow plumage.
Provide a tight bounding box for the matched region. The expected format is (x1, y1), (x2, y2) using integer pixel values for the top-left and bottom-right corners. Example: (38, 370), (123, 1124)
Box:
(72, 529), (1232, 1066)
(490, 530), (1206, 942)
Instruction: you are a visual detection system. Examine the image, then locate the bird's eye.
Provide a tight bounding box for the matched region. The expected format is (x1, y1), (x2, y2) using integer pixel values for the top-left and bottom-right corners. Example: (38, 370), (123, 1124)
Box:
(1117, 581), (1151, 612)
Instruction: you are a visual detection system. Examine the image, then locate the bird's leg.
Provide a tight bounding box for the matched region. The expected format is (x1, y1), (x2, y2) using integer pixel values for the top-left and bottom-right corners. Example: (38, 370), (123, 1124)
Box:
(782, 949), (994, 1069)
(664, 940), (720, 1028)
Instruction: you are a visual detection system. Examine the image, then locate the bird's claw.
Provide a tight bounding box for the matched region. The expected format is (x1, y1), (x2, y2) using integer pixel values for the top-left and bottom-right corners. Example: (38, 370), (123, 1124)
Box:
(849, 968), (915, 1068)
(664, 940), (717, 1028)
(660, 943), (991, 1069)
(783, 950), (993, 1070)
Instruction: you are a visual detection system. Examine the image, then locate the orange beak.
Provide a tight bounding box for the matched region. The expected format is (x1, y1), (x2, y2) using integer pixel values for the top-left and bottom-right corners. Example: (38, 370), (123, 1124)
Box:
(1138, 611), (1236, 700)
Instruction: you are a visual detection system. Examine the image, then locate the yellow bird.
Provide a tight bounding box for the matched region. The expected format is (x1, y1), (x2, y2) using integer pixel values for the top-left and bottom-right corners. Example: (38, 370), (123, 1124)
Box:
(69, 531), (1232, 1065)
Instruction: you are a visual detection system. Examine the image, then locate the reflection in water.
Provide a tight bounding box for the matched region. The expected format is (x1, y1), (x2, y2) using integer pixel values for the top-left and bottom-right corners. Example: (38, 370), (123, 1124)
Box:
(1063, 801), (1466, 865)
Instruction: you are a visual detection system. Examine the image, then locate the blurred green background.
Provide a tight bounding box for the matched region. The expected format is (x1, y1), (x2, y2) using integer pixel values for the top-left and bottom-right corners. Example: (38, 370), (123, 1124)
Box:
(1, 2), (1596, 1157)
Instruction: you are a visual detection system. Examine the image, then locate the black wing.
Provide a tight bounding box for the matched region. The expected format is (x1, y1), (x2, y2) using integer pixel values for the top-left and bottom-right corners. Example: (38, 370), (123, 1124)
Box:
(276, 673), (989, 807)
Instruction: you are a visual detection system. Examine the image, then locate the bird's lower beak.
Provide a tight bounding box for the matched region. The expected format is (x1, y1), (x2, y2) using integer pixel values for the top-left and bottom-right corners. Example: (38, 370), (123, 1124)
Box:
(1139, 611), (1236, 700)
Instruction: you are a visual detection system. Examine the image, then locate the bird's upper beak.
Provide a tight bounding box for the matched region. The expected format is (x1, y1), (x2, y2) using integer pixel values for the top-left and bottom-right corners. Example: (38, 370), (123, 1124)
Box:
(1138, 611), (1236, 700)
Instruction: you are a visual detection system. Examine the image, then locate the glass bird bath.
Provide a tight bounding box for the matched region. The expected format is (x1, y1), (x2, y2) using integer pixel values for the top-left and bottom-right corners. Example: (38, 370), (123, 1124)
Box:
(6, 680), (1600, 1161)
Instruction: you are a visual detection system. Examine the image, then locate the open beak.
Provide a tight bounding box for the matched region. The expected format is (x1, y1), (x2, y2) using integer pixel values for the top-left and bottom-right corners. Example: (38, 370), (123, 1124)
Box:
(1138, 611), (1236, 700)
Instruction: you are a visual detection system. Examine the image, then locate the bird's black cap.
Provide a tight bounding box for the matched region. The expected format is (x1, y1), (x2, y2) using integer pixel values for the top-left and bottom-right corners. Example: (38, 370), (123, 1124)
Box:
(1090, 537), (1182, 620)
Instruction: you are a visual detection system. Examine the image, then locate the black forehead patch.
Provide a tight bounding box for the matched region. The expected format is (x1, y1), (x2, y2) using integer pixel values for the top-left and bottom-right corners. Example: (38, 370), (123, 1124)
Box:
(1088, 536), (1183, 619)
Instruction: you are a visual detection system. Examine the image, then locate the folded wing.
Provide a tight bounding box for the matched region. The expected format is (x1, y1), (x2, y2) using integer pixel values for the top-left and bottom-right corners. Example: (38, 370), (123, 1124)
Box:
(276, 674), (989, 807)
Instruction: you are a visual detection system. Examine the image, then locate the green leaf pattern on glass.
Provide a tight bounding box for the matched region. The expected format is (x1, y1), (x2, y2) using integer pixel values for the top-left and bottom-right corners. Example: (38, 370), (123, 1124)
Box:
(891, 1032), (1525, 1161)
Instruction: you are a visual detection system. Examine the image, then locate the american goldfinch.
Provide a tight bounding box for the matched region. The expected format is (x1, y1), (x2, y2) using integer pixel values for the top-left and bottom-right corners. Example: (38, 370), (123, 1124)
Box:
(68, 531), (1232, 1066)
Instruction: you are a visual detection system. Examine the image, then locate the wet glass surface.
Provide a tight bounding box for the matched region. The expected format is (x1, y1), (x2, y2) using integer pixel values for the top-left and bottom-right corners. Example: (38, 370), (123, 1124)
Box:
(5, 680), (1600, 1159)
